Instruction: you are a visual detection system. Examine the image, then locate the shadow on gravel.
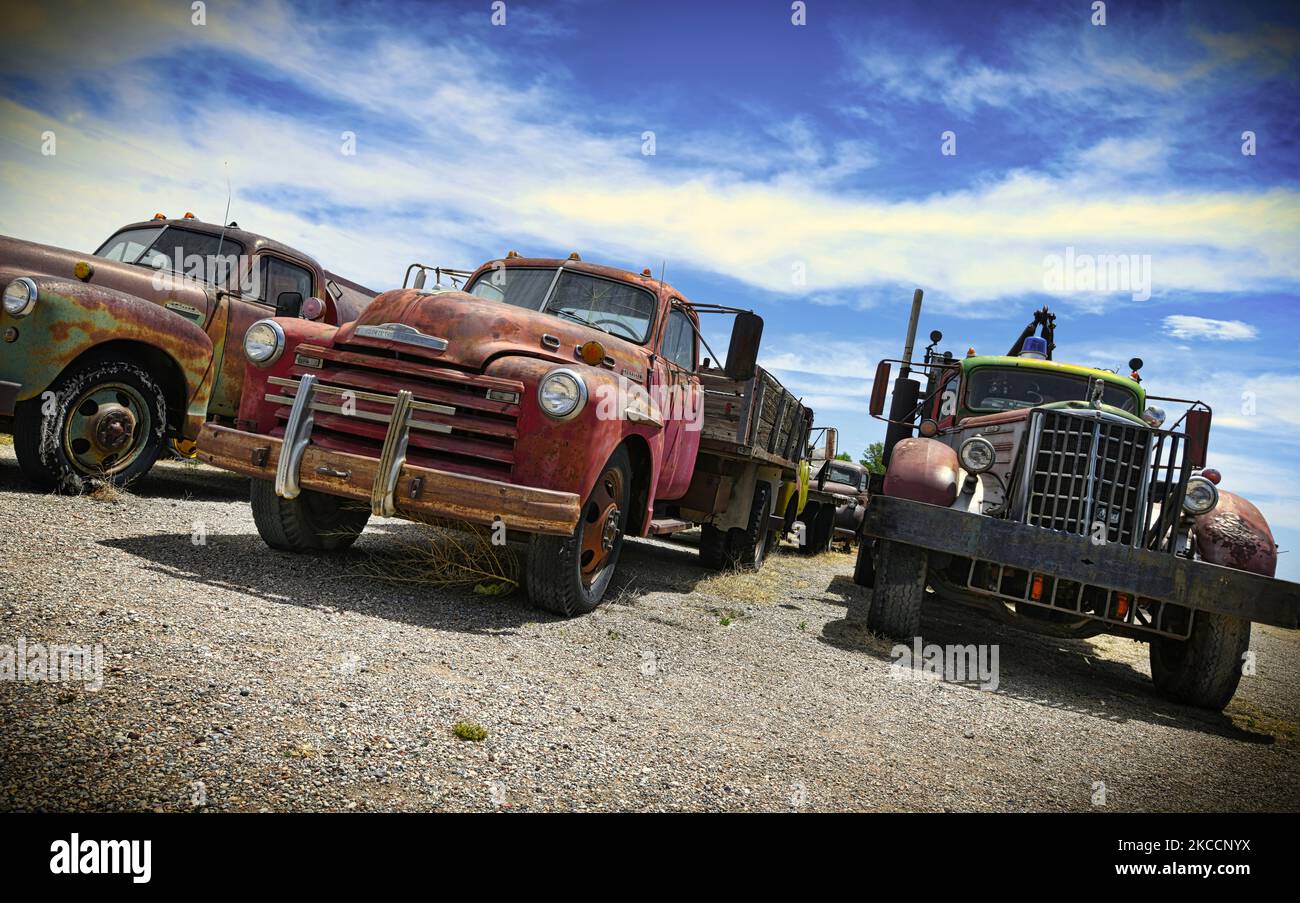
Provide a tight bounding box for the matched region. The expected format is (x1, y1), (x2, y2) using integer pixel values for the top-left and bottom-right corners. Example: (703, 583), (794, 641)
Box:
(0, 452), (247, 504)
(99, 529), (554, 635)
(817, 578), (1272, 745)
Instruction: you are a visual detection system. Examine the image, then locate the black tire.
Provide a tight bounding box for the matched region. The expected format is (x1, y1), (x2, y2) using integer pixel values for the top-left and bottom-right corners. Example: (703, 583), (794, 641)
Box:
(699, 523), (729, 570)
(727, 481), (775, 570)
(526, 446), (631, 616)
(867, 540), (926, 638)
(853, 538), (875, 587)
(250, 478), (370, 552)
(13, 358), (168, 493)
(1150, 611), (1251, 711)
(797, 501), (821, 556)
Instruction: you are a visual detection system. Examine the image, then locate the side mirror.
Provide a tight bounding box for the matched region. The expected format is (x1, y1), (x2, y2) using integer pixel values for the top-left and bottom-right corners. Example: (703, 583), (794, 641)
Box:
(1185, 407), (1212, 468)
(869, 360), (891, 416)
(724, 311), (763, 381)
(276, 291), (303, 316)
(413, 269), (427, 290)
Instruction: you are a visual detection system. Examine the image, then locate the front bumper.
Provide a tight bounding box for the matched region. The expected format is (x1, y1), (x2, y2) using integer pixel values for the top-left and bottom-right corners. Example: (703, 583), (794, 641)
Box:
(198, 423), (581, 536)
(861, 495), (1300, 629)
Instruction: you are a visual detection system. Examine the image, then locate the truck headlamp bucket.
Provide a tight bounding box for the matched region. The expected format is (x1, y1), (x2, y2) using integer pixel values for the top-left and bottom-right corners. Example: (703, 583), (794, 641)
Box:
(538, 368), (586, 420)
(1182, 475), (1219, 516)
(958, 436), (996, 474)
(1142, 406), (1166, 428)
(244, 319), (286, 366)
(2, 277), (38, 318)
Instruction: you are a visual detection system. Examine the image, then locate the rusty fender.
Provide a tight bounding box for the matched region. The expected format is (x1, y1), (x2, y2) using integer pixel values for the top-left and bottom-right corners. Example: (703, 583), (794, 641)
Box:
(1195, 490), (1278, 577)
(0, 278), (217, 439)
(882, 437), (959, 507)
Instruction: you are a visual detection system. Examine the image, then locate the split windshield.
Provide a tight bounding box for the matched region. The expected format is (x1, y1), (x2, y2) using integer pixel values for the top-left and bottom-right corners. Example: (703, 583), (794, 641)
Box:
(827, 464), (866, 490)
(465, 266), (656, 343)
(966, 367), (1139, 413)
(96, 226), (245, 285)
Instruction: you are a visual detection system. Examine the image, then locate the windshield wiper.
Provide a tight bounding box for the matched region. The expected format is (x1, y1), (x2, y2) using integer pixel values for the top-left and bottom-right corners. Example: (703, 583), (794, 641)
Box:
(548, 307), (598, 329)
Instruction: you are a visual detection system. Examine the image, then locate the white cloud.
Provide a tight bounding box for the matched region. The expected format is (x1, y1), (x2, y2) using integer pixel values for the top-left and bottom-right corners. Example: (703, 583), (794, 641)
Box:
(1162, 315), (1259, 341)
(1, 2), (1298, 305)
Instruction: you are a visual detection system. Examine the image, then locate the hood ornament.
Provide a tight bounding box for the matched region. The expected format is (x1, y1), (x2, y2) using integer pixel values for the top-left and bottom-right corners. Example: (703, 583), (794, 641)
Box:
(354, 322), (448, 352)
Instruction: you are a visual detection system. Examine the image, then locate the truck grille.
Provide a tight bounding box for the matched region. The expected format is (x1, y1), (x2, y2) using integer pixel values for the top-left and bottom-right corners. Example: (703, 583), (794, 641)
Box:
(1016, 409), (1190, 553)
(267, 342), (523, 481)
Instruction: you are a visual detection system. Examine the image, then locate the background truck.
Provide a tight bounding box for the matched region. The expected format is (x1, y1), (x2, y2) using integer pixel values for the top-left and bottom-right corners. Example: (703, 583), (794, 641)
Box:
(0, 213), (375, 491)
(195, 252), (811, 616)
(797, 426), (870, 553)
(855, 294), (1300, 710)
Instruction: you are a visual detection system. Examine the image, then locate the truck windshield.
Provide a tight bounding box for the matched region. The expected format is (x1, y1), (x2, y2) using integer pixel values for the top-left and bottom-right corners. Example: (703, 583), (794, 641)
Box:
(466, 266), (655, 343)
(966, 367), (1139, 413)
(96, 226), (245, 285)
(827, 464), (865, 490)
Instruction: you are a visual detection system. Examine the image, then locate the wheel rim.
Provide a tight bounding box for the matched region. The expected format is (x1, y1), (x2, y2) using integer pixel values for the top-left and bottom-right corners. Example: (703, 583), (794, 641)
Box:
(62, 381), (152, 476)
(579, 466), (625, 589)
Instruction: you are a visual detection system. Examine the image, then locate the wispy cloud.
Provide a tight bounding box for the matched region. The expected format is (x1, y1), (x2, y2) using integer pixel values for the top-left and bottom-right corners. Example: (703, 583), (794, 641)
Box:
(1162, 315), (1259, 341)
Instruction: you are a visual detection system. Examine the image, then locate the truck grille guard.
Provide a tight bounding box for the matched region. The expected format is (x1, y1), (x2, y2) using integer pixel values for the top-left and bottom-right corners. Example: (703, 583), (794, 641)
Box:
(1011, 409), (1191, 554)
(954, 408), (1197, 639)
(267, 342), (522, 482)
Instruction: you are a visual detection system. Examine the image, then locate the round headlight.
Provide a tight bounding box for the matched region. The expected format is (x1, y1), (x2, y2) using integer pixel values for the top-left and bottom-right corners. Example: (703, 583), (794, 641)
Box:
(244, 319), (285, 366)
(1142, 406), (1166, 428)
(2, 277), (38, 318)
(958, 436), (996, 473)
(1183, 475), (1219, 516)
(538, 368), (586, 420)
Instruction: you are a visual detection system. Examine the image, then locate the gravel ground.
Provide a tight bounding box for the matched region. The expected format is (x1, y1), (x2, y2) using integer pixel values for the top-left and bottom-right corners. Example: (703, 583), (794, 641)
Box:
(1, 443), (1297, 812)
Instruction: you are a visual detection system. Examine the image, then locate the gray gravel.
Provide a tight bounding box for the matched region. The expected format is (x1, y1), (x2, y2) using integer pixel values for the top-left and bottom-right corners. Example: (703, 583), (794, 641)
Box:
(1, 443), (1297, 812)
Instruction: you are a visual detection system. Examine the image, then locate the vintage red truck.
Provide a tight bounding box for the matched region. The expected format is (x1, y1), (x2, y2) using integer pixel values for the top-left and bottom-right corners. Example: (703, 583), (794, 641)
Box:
(855, 296), (1300, 710)
(0, 214), (375, 490)
(195, 253), (813, 615)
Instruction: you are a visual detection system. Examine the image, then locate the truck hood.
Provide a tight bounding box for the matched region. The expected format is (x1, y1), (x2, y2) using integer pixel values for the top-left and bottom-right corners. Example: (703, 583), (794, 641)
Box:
(333, 288), (650, 376)
(0, 234), (212, 314)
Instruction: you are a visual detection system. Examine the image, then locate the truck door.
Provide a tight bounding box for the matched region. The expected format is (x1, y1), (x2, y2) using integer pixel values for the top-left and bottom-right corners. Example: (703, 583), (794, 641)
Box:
(654, 305), (702, 500)
(209, 253), (317, 417)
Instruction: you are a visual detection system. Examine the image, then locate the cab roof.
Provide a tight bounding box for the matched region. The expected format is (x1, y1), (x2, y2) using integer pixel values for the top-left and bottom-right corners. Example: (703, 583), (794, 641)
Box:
(961, 354), (1145, 403)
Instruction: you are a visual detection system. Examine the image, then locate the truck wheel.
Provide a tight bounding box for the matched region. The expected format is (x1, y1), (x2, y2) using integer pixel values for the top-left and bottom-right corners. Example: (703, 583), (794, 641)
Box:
(1149, 611), (1251, 711)
(527, 446), (631, 616)
(797, 502), (821, 556)
(867, 540), (925, 638)
(250, 478), (370, 552)
(727, 481), (774, 570)
(853, 539), (875, 587)
(698, 523), (729, 569)
(13, 358), (168, 493)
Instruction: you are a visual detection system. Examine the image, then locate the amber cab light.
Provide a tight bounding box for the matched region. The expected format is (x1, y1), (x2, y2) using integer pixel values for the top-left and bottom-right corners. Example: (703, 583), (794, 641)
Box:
(1202, 468), (1221, 485)
(579, 340), (606, 366)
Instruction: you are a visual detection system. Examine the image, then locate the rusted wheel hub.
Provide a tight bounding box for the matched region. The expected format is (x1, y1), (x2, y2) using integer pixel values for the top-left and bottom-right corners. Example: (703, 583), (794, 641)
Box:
(579, 466), (626, 587)
(91, 405), (136, 452)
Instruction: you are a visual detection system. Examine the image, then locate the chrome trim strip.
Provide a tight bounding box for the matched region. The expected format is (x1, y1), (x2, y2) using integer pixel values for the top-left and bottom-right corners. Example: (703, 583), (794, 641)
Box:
(275, 373), (317, 499)
(263, 394), (452, 434)
(354, 322), (449, 352)
(267, 376), (454, 416)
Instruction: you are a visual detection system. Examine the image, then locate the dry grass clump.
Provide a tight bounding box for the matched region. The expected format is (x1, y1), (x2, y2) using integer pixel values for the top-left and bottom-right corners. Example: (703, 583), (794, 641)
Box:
(696, 547), (852, 607)
(352, 521), (519, 593)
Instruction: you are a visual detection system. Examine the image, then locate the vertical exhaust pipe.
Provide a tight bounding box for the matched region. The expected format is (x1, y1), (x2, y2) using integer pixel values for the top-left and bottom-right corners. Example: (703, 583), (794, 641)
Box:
(883, 289), (924, 467)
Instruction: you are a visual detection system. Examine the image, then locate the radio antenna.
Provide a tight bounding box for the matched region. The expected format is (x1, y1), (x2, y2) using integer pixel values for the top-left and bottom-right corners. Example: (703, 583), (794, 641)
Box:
(214, 162), (232, 285)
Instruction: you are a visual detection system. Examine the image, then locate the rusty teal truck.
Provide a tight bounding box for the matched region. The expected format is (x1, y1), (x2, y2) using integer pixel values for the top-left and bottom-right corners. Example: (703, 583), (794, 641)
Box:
(0, 214), (374, 490)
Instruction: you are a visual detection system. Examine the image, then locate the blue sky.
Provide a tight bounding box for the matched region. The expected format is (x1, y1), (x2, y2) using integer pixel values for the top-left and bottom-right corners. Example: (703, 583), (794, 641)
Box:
(2, 0), (1299, 576)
